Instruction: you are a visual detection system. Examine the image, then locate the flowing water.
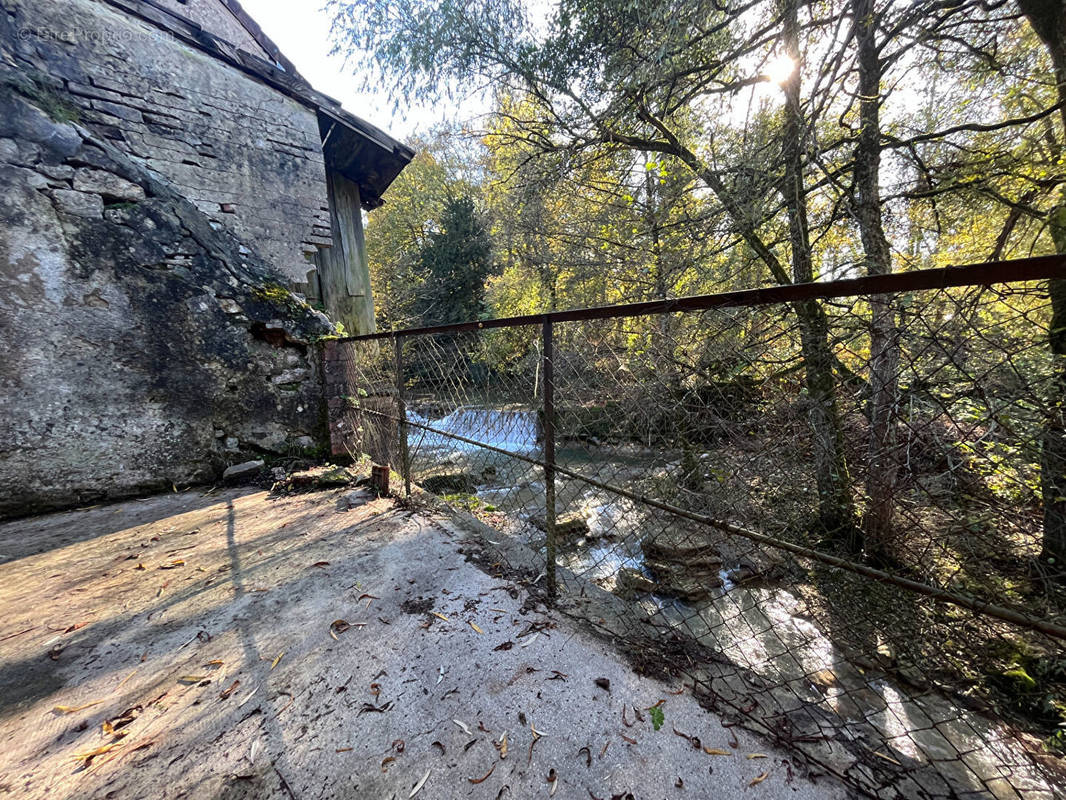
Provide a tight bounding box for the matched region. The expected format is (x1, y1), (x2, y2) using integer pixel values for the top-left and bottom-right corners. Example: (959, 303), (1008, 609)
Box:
(406, 406), (1057, 798)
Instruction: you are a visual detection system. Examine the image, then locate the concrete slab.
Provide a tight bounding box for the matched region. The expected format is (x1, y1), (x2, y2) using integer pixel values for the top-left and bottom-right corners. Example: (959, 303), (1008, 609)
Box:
(0, 487), (848, 799)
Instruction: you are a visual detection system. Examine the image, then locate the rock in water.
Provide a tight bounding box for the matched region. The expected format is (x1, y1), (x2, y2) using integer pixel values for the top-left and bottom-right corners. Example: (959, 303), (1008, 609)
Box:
(421, 473), (477, 495)
(529, 511), (589, 539)
(223, 460), (264, 481)
(615, 567), (658, 599)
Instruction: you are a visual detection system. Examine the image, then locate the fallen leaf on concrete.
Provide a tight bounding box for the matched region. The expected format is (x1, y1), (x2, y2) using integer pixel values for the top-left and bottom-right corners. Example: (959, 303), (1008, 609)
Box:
(548, 670), (567, 681)
(359, 701), (393, 714)
(219, 680), (240, 700)
(409, 768), (431, 797)
(621, 707), (632, 727)
(238, 685), (258, 706)
(270, 652), (284, 670)
(101, 720), (129, 739)
(468, 763), (496, 784)
(469, 621), (483, 634)
(493, 641), (514, 651)
(747, 753), (768, 759)
(160, 560), (185, 569)
(547, 768), (558, 795)
(358, 593), (380, 601)
(578, 746), (591, 767)
(205, 660), (224, 667)
(336, 747), (352, 753)
(178, 675), (207, 684)
(74, 742), (122, 765)
(703, 747), (731, 756)
(331, 620), (351, 635)
(249, 739), (261, 763)
(496, 730), (508, 759)
(381, 756), (396, 772)
(749, 772), (769, 786)
(594, 678), (610, 691)
(431, 612), (449, 622)
(431, 741), (445, 755)
(672, 728), (699, 748)
(519, 633), (539, 647)
(54, 701), (103, 714)
(489, 607), (508, 613)
(620, 734), (637, 745)
(370, 682), (381, 698)
(453, 719), (472, 735)
(312, 561), (331, 568)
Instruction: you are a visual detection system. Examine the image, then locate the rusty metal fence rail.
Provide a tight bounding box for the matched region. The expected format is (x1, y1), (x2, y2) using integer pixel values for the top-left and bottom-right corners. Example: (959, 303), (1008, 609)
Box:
(325, 256), (1066, 799)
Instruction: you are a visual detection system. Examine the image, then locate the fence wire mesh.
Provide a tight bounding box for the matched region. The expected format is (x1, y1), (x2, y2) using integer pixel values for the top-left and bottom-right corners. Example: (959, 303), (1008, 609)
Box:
(327, 268), (1066, 799)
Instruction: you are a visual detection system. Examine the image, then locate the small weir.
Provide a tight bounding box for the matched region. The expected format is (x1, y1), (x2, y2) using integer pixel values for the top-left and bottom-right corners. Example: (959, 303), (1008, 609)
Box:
(404, 405), (1058, 798)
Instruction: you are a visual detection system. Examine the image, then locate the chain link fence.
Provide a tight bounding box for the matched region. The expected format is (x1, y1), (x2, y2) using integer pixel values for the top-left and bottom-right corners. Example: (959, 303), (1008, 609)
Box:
(324, 257), (1066, 799)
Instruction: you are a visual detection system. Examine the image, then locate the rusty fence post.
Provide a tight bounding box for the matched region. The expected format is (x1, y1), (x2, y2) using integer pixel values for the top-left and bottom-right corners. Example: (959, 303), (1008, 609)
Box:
(394, 335), (412, 497)
(542, 318), (557, 597)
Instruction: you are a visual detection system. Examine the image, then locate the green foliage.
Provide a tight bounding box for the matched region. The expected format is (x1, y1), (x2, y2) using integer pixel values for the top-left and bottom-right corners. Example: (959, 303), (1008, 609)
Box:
(415, 195), (495, 326)
(648, 705), (664, 731)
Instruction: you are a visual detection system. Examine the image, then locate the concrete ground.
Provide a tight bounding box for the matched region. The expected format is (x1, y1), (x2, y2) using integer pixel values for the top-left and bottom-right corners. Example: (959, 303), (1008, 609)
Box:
(0, 485), (849, 800)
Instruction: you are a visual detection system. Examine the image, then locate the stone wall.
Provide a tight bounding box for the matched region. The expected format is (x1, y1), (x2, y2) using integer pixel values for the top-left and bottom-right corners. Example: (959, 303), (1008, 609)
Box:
(150, 0), (272, 61)
(2, 0), (332, 284)
(0, 72), (335, 518)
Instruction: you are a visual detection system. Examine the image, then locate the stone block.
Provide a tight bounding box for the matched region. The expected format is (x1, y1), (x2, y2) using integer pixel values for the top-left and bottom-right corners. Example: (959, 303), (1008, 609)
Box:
(222, 460), (264, 481)
(51, 189), (103, 218)
(72, 168), (145, 201)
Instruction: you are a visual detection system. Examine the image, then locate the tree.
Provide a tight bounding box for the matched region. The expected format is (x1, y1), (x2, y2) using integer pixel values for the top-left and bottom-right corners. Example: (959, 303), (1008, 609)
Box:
(330, 0), (865, 543)
(415, 195), (495, 326)
(1017, 0), (1066, 574)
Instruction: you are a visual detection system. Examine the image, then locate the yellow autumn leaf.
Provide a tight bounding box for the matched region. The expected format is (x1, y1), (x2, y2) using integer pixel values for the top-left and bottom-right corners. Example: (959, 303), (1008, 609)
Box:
(271, 651), (284, 669)
(749, 772), (769, 786)
(431, 612), (449, 622)
(54, 700), (102, 714)
(703, 747), (731, 756)
(73, 742), (121, 763)
(469, 621), (483, 634)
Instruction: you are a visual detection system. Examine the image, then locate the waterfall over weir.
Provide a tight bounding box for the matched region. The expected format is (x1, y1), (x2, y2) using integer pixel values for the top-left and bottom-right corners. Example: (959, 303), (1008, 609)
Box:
(406, 407), (540, 456)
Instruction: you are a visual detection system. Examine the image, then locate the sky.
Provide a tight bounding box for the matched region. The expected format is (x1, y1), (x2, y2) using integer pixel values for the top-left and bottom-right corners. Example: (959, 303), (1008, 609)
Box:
(238, 0), (484, 142)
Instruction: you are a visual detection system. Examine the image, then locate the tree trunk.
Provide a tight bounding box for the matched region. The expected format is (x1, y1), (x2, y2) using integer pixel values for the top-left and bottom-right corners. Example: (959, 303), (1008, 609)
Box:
(851, 0), (900, 565)
(782, 0), (859, 549)
(1041, 201), (1066, 570)
(1018, 0), (1066, 574)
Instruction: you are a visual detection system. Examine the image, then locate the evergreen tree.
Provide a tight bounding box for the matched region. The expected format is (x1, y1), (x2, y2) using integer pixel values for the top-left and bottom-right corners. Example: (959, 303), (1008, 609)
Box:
(415, 196), (494, 326)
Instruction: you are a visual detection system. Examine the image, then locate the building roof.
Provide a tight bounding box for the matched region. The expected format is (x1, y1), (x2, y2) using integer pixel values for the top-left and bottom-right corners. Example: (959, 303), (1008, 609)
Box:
(103, 0), (414, 207)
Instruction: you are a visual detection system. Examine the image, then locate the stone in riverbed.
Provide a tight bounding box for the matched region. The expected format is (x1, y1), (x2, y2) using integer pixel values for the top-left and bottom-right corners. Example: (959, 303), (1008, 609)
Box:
(529, 511), (589, 538)
(421, 473), (477, 495)
(615, 567), (658, 599)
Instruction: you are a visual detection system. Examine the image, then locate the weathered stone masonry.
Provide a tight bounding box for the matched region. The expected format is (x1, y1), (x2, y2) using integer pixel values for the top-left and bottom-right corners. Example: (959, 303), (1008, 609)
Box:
(0, 0), (413, 518)
(0, 77), (336, 517)
(5, 0), (332, 284)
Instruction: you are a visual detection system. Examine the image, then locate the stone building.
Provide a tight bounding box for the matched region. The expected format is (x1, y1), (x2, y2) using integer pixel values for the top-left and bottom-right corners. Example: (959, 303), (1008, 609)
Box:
(0, 0), (413, 516)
